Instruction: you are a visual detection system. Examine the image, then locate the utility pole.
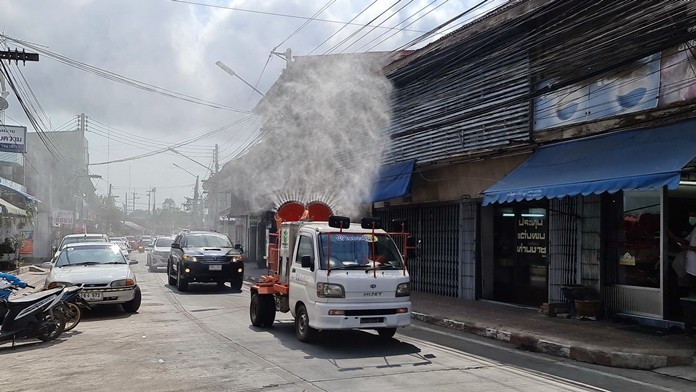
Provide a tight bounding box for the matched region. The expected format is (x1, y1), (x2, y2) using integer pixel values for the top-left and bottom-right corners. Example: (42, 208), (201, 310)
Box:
(152, 187), (156, 214)
(132, 191), (138, 213)
(124, 192), (128, 216)
(146, 188), (152, 216)
(214, 144), (219, 174)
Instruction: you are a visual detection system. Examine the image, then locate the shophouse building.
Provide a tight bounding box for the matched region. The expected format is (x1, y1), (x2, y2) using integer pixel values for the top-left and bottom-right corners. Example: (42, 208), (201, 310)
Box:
(376, 0), (696, 326)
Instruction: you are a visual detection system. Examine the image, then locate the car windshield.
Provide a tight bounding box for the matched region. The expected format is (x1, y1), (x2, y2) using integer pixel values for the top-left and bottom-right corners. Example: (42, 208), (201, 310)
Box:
(156, 238), (174, 247)
(318, 233), (404, 270)
(56, 245), (127, 267)
(186, 233), (232, 248)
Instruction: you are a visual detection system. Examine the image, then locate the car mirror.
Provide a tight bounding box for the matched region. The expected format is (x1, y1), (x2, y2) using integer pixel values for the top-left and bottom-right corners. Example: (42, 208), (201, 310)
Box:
(171, 243), (181, 249)
(51, 246), (57, 253)
(41, 261), (53, 269)
(300, 255), (314, 271)
(234, 244), (244, 253)
(128, 259), (138, 265)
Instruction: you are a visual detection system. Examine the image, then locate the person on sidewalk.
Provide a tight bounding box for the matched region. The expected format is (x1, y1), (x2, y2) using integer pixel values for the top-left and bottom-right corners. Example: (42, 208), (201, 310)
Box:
(670, 209), (696, 296)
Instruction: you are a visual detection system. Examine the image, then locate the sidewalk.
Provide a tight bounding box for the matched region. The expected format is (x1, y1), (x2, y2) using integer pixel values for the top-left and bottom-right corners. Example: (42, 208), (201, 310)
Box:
(245, 265), (696, 371)
(11, 264), (696, 372)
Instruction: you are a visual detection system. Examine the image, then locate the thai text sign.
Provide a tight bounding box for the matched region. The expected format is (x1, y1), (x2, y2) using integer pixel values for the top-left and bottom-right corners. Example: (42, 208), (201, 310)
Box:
(0, 124), (27, 153)
(52, 210), (74, 226)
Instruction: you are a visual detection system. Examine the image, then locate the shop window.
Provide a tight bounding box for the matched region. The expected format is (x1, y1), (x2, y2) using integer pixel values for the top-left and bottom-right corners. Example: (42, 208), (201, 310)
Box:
(493, 204), (549, 306)
(603, 190), (661, 288)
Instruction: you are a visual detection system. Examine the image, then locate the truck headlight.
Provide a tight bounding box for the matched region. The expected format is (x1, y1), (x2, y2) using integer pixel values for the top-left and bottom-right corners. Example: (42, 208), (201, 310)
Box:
(317, 282), (345, 298)
(395, 282), (410, 297)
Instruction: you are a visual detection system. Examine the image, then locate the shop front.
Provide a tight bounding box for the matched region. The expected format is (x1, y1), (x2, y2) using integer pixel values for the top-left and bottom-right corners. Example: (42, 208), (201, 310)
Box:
(482, 121), (696, 322)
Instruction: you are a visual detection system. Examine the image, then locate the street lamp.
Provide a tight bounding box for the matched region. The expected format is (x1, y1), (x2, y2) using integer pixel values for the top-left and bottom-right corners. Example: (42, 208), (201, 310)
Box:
(215, 61), (264, 97)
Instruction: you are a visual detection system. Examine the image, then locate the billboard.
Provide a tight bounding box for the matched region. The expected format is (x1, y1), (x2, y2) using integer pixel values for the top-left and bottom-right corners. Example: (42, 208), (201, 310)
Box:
(0, 124), (27, 153)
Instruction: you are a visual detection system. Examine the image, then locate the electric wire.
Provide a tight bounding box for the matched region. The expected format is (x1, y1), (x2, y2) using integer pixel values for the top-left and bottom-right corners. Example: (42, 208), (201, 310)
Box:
(323, 0), (403, 55)
(273, 0), (337, 52)
(307, 0), (380, 55)
(169, 0), (427, 33)
(337, 0), (416, 54)
(0, 34), (250, 114)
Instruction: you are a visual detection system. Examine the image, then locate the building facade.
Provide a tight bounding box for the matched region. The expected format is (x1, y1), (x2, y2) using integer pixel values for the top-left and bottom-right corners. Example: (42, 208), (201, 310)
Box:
(377, 0), (696, 326)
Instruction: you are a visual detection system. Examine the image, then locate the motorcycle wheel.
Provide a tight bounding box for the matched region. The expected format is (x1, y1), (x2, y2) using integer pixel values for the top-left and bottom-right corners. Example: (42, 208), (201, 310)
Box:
(36, 308), (67, 342)
(63, 302), (81, 332)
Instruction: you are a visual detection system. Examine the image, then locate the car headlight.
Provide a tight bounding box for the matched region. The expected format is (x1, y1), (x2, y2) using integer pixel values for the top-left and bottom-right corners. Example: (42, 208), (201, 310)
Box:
(230, 255), (243, 262)
(47, 281), (73, 289)
(182, 254), (198, 262)
(317, 282), (345, 298)
(395, 282), (410, 297)
(111, 279), (136, 287)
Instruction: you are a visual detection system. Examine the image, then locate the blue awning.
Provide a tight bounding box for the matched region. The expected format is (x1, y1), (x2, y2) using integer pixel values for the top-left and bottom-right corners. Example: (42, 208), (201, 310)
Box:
(372, 160), (416, 202)
(483, 121), (696, 206)
(0, 184), (41, 203)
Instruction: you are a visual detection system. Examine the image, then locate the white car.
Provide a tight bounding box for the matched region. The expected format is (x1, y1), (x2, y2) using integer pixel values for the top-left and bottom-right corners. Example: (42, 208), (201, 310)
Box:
(52, 233), (110, 261)
(146, 236), (174, 272)
(42, 242), (141, 313)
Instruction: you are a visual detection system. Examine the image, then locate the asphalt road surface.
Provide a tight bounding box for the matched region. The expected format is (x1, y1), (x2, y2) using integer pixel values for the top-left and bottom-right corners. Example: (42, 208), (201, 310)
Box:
(1, 252), (693, 391)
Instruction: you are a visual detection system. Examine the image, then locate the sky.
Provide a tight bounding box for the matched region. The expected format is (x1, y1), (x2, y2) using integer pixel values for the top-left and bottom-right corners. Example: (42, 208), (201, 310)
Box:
(0, 0), (507, 211)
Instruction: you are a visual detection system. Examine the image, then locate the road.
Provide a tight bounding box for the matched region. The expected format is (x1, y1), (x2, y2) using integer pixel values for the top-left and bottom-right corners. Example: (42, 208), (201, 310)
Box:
(1, 252), (693, 391)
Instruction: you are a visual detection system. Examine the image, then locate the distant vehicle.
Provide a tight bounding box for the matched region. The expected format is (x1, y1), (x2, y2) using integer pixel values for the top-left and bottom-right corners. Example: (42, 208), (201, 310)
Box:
(52, 233), (110, 261)
(167, 231), (244, 291)
(42, 242), (141, 313)
(147, 236), (174, 272)
(109, 240), (131, 259)
(139, 235), (153, 245)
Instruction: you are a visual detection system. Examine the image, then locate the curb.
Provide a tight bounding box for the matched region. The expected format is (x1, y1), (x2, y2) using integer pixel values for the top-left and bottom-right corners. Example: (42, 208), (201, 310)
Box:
(411, 311), (696, 370)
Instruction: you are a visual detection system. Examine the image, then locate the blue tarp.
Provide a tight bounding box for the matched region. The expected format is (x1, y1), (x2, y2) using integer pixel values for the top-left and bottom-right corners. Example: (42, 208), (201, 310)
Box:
(483, 121), (696, 206)
(371, 160), (416, 202)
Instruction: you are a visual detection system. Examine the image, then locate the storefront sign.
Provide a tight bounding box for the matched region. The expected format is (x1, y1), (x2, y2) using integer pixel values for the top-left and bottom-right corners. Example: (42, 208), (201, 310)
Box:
(52, 210), (74, 226)
(0, 124), (27, 153)
(516, 217), (548, 255)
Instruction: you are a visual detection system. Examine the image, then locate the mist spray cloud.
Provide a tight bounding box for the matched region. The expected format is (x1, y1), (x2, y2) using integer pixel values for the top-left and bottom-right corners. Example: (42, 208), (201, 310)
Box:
(225, 54), (393, 218)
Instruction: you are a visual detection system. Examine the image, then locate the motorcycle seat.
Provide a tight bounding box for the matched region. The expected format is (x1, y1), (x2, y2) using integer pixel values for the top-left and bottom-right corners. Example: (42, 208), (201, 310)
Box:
(7, 288), (62, 304)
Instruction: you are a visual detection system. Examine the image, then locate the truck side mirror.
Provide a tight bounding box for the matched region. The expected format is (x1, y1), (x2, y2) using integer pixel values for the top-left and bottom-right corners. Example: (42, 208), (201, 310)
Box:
(406, 236), (418, 259)
(234, 244), (244, 253)
(300, 255), (314, 271)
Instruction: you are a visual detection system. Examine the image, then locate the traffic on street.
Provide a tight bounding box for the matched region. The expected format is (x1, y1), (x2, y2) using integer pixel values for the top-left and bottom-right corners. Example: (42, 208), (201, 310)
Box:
(1, 247), (693, 391)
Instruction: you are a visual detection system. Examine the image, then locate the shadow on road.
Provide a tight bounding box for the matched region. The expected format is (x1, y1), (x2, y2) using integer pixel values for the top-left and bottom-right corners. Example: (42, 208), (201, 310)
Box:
(79, 304), (136, 322)
(162, 283), (243, 295)
(250, 320), (426, 360)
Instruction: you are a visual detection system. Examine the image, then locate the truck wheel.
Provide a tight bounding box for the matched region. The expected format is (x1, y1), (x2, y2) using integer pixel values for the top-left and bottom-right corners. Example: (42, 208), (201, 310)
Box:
(167, 261), (176, 285)
(295, 304), (317, 342)
(261, 295), (276, 327)
(377, 328), (396, 339)
(176, 265), (188, 292)
(250, 294), (276, 327)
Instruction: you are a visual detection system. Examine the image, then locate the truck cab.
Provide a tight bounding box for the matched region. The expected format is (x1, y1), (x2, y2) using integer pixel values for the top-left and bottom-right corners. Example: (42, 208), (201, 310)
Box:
(250, 212), (412, 342)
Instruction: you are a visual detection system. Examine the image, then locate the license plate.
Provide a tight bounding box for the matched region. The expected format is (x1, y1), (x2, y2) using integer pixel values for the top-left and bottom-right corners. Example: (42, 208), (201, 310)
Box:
(209, 264), (223, 271)
(81, 291), (103, 301)
(360, 317), (384, 324)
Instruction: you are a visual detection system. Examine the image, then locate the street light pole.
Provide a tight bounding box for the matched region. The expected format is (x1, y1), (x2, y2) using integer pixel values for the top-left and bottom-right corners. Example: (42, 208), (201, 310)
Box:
(215, 61), (265, 97)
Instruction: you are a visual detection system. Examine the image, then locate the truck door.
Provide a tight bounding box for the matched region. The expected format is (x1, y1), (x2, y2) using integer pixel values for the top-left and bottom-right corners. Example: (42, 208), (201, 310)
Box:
(289, 233), (318, 314)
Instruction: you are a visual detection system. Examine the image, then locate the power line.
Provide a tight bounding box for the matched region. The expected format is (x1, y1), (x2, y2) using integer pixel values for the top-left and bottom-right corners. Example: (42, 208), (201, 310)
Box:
(1, 34), (250, 114)
(169, 0), (427, 33)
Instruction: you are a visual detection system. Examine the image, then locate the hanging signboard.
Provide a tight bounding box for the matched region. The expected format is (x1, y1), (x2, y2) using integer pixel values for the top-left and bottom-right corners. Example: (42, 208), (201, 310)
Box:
(0, 124), (27, 153)
(52, 210), (74, 226)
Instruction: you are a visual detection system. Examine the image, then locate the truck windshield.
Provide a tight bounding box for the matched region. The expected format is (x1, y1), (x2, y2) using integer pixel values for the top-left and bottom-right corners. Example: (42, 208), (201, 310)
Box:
(318, 233), (404, 270)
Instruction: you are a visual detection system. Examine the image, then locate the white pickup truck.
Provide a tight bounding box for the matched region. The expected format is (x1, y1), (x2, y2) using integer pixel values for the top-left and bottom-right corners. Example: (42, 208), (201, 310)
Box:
(250, 214), (412, 342)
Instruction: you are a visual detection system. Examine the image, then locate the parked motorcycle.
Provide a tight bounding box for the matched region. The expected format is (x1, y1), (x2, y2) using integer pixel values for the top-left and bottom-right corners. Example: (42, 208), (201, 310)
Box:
(56, 285), (90, 332)
(0, 279), (67, 347)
